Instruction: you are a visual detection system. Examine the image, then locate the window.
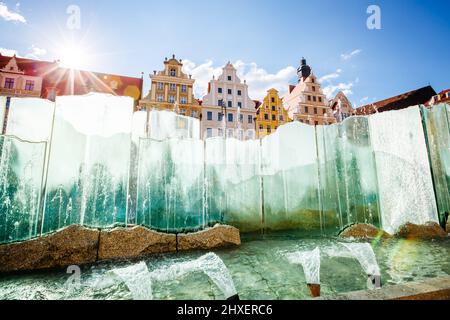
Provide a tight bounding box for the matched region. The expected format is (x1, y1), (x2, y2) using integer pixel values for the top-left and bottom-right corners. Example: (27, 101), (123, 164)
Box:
(312, 86), (316, 92)
(170, 69), (176, 77)
(228, 89), (232, 95)
(181, 85), (187, 93)
(218, 128), (223, 137)
(264, 113), (269, 120)
(300, 119), (304, 123)
(227, 76), (232, 81)
(4, 78), (14, 89)
(240, 114), (244, 123)
(207, 111), (213, 121)
(274, 126), (278, 130)
(304, 106), (309, 113)
(313, 96), (317, 102)
(218, 112), (223, 121)
(192, 110), (198, 118)
(323, 109), (326, 115)
(272, 106), (276, 111)
(206, 128), (213, 138)
(312, 78), (315, 83)
(228, 101), (232, 108)
(279, 115), (284, 121)
(315, 121), (319, 126)
(227, 129), (234, 138)
(272, 115), (276, 121)
(248, 115), (253, 124)
(169, 95), (175, 103)
(218, 99), (224, 107)
(169, 83), (176, 91)
(308, 95), (311, 101)
(267, 125), (271, 133)
(157, 95), (164, 102)
(238, 102), (242, 108)
(218, 87), (223, 94)
(25, 80), (34, 91)
(314, 107), (318, 114)
(271, 97), (275, 103)
(158, 82), (164, 90)
(259, 125), (263, 131)
(179, 109), (186, 116)
(447, 92), (450, 98)
(319, 97), (322, 103)
(180, 97), (188, 104)
(238, 90), (242, 96)
(228, 113), (234, 122)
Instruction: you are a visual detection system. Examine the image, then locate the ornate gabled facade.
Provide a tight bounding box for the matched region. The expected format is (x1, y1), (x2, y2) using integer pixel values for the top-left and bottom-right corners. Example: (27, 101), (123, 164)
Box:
(201, 62), (256, 140)
(0, 55), (42, 99)
(256, 88), (290, 138)
(329, 91), (354, 123)
(139, 55), (200, 119)
(283, 58), (336, 125)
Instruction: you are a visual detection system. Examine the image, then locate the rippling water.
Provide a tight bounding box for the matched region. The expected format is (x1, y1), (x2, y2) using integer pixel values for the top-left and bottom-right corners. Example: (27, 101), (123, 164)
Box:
(1, 232), (449, 300)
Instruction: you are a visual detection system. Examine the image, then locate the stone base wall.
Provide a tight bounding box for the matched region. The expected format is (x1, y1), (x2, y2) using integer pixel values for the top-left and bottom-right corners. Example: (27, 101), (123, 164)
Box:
(0, 224), (240, 274)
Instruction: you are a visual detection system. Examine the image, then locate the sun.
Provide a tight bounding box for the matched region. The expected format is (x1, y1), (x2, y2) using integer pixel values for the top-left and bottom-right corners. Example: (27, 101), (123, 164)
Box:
(58, 44), (90, 70)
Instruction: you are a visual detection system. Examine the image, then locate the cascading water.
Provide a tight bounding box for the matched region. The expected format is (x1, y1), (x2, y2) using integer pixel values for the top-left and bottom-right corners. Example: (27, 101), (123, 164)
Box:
(108, 253), (237, 300)
(286, 247), (321, 285)
(0, 94), (447, 243)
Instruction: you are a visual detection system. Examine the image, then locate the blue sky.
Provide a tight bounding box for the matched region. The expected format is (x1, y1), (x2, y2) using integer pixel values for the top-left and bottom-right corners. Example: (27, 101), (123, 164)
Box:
(1, 0), (449, 106)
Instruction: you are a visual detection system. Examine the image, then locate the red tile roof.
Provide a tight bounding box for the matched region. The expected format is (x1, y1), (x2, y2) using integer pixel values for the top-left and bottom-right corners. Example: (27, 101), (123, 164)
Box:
(355, 86), (436, 115)
(0, 54), (143, 104)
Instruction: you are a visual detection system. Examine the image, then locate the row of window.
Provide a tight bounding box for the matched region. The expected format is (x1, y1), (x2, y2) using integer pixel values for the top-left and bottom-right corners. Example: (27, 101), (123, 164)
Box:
(218, 100), (243, 108)
(307, 95), (322, 103)
(259, 125), (278, 133)
(265, 105), (282, 112)
(3, 78), (35, 91)
(303, 106), (326, 115)
(206, 111), (253, 124)
(157, 83), (188, 93)
(156, 95), (188, 104)
(218, 88), (242, 96)
(263, 114), (284, 121)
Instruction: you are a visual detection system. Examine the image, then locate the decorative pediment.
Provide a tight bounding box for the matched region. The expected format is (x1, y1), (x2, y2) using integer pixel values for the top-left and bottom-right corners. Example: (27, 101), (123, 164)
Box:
(1, 56), (24, 74)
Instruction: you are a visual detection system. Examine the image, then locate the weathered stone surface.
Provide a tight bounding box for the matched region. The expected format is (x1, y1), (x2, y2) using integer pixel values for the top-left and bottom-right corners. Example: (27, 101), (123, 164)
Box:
(317, 276), (450, 300)
(339, 224), (392, 240)
(98, 226), (177, 261)
(395, 222), (448, 240)
(0, 225), (99, 273)
(177, 224), (241, 252)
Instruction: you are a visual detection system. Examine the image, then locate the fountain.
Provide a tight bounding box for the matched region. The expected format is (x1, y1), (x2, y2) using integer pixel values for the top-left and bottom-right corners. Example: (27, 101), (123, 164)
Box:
(286, 247), (321, 297)
(109, 253), (238, 300)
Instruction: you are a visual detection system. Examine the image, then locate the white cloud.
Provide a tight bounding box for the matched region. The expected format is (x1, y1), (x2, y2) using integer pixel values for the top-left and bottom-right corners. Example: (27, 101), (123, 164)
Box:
(341, 49), (362, 61)
(360, 96), (369, 104)
(0, 47), (19, 56)
(0, 2), (26, 23)
(26, 45), (47, 59)
(183, 60), (297, 100)
(322, 81), (355, 99)
(319, 69), (342, 83)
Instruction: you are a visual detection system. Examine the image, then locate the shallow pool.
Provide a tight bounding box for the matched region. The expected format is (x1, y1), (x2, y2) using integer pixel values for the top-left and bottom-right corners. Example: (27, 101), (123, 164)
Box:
(1, 232), (449, 300)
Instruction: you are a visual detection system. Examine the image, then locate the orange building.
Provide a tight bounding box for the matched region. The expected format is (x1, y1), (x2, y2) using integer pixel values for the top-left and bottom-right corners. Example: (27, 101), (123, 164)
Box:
(256, 88), (290, 138)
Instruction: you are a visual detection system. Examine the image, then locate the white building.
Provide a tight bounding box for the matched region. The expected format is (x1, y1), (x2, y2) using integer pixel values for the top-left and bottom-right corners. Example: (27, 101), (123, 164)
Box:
(201, 62), (256, 140)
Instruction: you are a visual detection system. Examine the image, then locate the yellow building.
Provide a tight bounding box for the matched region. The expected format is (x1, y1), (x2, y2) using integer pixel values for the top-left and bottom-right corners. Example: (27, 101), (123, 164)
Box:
(256, 88), (290, 138)
(139, 55), (201, 118)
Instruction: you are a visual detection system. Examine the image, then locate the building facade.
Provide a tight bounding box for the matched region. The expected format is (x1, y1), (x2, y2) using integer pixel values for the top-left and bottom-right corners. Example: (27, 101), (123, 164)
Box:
(283, 58), (336, 125)
(139, 55), (201, 119)
(201, 62), (256, 140)
(426, 89), (450, 107)
(328, 91), (354, 123)
(256, 88), (290, 138)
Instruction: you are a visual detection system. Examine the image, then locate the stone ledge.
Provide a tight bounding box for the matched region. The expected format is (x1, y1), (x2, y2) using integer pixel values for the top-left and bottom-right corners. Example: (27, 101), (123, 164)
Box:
(177, 224), (241, 252)
(339, 223), (392, 240)
(395, 222), (448, 240)
(317, 276), (450, 300)
(0, 225), (99, 273)
(0, 224), (241, 274)
(98, 226), (177, 261)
